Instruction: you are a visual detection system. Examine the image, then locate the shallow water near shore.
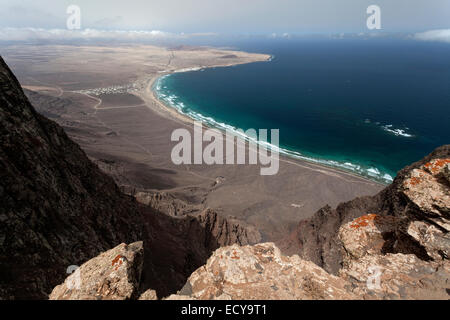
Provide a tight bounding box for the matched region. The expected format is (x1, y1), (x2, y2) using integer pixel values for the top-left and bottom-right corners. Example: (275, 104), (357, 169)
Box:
(155, 38), (450, 183)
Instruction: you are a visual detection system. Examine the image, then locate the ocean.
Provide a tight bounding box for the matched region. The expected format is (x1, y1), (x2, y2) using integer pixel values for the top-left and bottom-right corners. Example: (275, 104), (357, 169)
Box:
(154, 37), (450, 183)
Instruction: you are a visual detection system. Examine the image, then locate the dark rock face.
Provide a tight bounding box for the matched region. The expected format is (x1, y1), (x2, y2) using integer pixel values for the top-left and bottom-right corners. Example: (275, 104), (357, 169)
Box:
(282, 196), (382, 274)
(0, 57), (145, 299)
(141, 208), (261, 298)
(284, 145), (450, 275)
(0, 56), (261, 299)
(196, 209), (261, 247)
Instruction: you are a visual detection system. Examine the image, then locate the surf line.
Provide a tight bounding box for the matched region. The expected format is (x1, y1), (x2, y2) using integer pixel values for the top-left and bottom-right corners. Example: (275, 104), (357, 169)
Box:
(171, 121), (280, 176)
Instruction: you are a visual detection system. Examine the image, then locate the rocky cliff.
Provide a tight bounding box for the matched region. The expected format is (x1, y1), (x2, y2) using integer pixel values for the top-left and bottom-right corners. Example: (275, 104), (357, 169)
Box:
(282, 145), (450, 274)
(2, 54), (448, 300)
(49, 146), (449, 300)
(0, 57), (259, 299)
(168, 154), (450, 300)
(0, 56), (146, 299)
(140, 207), (260, 298)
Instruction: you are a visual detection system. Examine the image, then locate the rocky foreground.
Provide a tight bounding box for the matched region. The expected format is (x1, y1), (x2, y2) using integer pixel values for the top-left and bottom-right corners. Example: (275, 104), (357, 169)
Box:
(50, 147), (450, 300)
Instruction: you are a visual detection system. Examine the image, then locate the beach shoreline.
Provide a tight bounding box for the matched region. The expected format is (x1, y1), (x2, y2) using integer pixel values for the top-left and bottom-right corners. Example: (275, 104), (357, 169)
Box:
(139, 64), (387, 188)
(4, 43), (384, 243)
(139, 53), (273, 127)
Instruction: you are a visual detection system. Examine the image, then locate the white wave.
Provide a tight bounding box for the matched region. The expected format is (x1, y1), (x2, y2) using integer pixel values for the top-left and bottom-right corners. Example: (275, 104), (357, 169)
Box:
(174, 67), (204, 73)
(381, 124), (414, 138)
(365, 119), (414, 138)
(367, 167), (381, 177)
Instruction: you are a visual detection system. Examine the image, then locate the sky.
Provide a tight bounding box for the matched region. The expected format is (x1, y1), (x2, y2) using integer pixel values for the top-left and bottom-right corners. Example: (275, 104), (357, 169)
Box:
(0, 0), (449, 33)
(0, 0), (449, 43)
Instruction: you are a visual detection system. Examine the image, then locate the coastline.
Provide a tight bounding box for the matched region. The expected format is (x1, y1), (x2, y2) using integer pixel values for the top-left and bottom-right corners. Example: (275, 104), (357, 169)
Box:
(9, 43), (384, 242)
(139, 53), (273, 127)
(139, 63), (387, 187)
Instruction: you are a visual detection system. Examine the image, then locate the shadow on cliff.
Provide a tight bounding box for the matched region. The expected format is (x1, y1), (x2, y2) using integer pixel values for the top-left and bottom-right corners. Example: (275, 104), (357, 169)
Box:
(0, 55), (219, 300)
(140, 206), (221, 298)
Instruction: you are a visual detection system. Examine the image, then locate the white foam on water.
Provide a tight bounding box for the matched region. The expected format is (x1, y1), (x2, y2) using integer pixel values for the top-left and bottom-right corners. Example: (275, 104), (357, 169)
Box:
(382, 124), (414, 137)
(364, 119), (415, 138)
(174, 67), (204, 73)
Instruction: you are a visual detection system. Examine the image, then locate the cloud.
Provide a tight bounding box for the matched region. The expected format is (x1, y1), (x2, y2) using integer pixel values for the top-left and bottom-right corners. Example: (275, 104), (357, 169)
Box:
(267, 32), (291, 39)
(414, 29), (450, 43)
(0, 27), (175, 41)
(0, 27), (217, 42)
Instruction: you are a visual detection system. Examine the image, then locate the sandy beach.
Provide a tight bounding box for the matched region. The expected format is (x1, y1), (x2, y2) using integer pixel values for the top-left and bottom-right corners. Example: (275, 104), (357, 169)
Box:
(1, 44), (383, 244)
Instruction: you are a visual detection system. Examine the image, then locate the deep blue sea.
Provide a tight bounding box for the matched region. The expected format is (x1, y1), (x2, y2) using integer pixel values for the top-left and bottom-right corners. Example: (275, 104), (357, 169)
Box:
(155, 38), (450, 183)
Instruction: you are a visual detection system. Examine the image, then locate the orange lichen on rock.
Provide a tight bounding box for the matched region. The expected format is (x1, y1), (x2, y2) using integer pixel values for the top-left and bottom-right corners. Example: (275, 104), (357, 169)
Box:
(349, 214), (377, 229)
(423, 159), (450, 175)
(408, 177), (421, 186)
(231, 251), (240, 260)
(112, 255), (123, 266)
(404, 169), (427, 187)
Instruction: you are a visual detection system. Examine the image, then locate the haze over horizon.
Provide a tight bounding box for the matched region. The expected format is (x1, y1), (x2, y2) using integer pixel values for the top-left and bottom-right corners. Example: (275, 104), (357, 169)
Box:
(0, 0), (449, 35)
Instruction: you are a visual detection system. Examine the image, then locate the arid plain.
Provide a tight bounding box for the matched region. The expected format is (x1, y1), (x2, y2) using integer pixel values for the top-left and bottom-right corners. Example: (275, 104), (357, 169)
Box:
(1, 44), (383, 244)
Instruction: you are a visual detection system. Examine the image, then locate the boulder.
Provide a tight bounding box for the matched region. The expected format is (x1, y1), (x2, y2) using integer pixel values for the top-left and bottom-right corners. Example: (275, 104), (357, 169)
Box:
(139, 289), (158, 300)
(49, 242), (143, 300)
(170, 243), (356, 300)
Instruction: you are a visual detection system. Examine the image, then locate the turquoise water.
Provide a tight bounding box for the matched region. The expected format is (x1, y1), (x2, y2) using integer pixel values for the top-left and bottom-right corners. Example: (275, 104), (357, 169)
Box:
(155, 38), (450, 184)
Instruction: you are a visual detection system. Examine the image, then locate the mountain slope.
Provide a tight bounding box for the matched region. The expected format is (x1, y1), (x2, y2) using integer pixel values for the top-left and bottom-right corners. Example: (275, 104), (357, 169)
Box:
(0, 57), (146, 299)
(0, 56), (260, 299)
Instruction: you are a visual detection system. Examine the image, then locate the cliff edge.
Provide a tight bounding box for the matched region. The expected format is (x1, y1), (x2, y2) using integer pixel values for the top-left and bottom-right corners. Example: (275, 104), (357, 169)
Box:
(0, 57), (259, 299)
(50, 146), (449, 300)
